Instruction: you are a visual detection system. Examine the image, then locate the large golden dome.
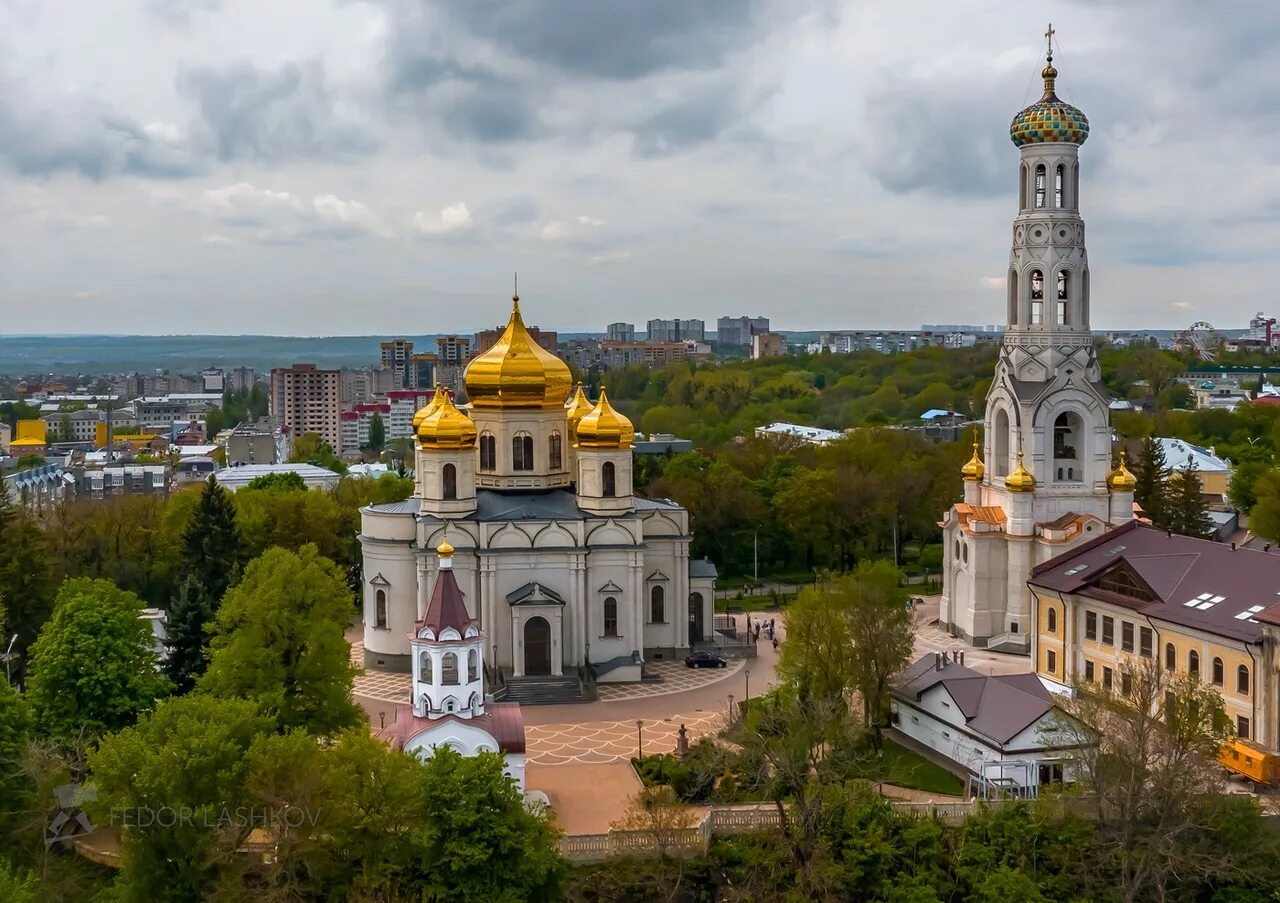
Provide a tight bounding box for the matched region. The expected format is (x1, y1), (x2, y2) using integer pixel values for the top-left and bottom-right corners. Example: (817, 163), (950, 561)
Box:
(1004, 449), (1037, 493)
(416, 389), (477, 449)
(464, 294), (573, 410)
(575, 386), (635, 449)
(411, 387), (443, 432)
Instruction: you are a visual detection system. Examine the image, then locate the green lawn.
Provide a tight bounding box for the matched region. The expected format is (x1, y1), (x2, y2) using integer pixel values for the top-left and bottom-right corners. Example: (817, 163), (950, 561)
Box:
(852, 738), (966, 797)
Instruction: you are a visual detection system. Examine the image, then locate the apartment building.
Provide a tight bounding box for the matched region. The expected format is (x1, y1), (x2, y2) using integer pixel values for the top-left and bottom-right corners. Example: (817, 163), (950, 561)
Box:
(380, 339), (414, 388)
(270, 364), (342, 451)
(750, 332), (787, 359)
(473, 325), (557, 356)
(716, 316), (770, 347)
(1029, 521), (1280, 749)
(436, 335), (472, 366)
(227, 366), (256, 393)
(225, 419), (287, 466)
(598, 341), (687, 368)
(646, 318), (705, 343)
(408, 353), (437, 389)
(131, 394), (223, 430)
(606, 322), (636, 343)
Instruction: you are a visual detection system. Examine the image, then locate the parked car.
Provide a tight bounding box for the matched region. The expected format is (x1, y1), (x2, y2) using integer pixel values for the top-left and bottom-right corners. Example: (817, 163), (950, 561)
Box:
(685, 651), (727, 669)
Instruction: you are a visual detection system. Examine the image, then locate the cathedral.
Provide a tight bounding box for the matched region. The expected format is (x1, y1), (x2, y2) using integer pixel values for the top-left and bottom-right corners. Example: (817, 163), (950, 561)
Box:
(360, 293), (718, 694)
(940, 42), (1136, 651)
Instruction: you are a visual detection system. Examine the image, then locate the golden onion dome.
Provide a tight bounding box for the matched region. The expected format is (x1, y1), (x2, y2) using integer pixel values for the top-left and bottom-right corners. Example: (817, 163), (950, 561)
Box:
(961, 430), (985, 482)
(575, 385), (635, 449)
(437, 537), (455, 558)
(464, 293), (573, 410)
(565, 383), (593, 436)
(411, 387), (444, 432)
(1108, 449), (1137, 493)
(1004, 448), (1037, 493)
(1010, 50), (1089, 147)
(416, 389), (477, 449)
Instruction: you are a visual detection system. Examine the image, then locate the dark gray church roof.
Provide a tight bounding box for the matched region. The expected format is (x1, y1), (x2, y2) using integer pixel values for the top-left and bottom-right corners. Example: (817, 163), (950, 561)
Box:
(689, 558), (718, 578)
(506, 582), (568, 606)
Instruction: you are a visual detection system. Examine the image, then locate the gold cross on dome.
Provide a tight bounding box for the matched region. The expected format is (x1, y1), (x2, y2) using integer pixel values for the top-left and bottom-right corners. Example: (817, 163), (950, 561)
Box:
(1045, 22), (1055, 58)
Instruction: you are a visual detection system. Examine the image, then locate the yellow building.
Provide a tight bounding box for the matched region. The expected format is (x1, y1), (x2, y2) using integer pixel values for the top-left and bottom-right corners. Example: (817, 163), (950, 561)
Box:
(1029, 520), (1280, 754)
(9, 419), (48, 453)
(1153, 437), (1231, 499)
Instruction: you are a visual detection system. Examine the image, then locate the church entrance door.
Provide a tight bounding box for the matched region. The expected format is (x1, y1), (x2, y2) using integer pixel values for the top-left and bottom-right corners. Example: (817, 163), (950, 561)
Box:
(689, 594), (704, 645)
(524, 616), (552, 676)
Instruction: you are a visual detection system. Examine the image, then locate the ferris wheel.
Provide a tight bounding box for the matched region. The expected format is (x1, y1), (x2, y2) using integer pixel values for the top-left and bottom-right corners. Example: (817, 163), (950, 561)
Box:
(1177, 321), (1220, 361)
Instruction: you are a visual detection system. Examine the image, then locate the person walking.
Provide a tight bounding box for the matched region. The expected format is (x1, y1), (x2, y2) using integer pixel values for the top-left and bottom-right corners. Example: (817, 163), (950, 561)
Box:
(772, 636), (779, 652)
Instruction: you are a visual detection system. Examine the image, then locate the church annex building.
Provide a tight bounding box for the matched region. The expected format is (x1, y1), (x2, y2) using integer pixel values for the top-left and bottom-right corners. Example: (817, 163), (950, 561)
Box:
(359, 294), (718, 699)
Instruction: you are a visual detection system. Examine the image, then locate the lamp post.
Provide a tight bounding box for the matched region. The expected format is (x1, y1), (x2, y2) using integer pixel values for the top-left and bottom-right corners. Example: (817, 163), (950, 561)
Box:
(3, 634), (17, 686)
(727, 694), (734, 724)
(745, 668), (751, 703)
(636, 720), (644, 760)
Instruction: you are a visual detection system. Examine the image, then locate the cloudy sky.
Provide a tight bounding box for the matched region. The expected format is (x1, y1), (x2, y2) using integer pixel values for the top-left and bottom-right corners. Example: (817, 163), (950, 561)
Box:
(2, 0), (1278, 335)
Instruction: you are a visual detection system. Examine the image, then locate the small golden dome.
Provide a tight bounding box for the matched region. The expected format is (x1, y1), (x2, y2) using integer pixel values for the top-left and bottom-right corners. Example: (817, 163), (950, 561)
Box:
(464, 293), (573, 410)
(1108, 449), (1137, 492)
(961, 430), (985, 482)
(437, 537), (455, 558)
(416, 389), (477, 449)
(1005, 449), (1037, 493)
(565, 383), (593, 437)
(575, 385), (635, 449)
(411, 387), (444, 432)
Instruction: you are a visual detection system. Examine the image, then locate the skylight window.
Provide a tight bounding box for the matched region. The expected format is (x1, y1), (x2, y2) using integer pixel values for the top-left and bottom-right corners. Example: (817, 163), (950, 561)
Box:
(1064, 565), (1088, 576)
(1184, 593), (1214, 608)
(1193, 595), (1225, 611)
(1104, 544), (1128, 556)
(1235, 605), (1266, 622)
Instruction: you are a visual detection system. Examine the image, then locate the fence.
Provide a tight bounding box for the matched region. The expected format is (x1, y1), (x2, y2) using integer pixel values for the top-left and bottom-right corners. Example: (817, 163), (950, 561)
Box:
(558, 800), (981, 863)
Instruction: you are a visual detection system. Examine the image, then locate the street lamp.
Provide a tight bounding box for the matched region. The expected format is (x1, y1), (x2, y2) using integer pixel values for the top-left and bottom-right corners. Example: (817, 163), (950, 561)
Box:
(3, 634), (18, 686)
(636, 720), (644, 760)
(727, 694), (735, 724)
(745, 668), (751, 703)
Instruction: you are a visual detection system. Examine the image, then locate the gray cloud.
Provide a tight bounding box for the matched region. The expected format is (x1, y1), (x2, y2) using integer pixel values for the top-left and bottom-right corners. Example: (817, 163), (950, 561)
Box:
(147, 0), (219, 27)
(0, 81), (201, 180)
(632, 88), (744, 158)
(434, 0), (765, 80)
(180, 60), (377, 163)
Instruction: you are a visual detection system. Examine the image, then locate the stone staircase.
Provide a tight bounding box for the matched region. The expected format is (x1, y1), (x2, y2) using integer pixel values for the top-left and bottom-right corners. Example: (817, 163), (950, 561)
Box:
(500, 673), (586, 705)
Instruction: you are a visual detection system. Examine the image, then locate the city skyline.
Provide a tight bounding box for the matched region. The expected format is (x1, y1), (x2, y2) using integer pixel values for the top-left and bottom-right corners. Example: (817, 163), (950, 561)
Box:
(3, 1), (1278, 334)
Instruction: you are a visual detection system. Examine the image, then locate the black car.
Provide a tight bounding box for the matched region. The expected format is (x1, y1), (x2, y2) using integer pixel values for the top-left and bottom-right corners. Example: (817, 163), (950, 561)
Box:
(685, 651), (728, 669)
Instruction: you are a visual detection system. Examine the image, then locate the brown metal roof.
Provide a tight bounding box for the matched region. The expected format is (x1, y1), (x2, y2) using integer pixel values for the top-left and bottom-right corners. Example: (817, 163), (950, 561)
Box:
(895, 654), (1055, 745)
(417, 565), (473, 635)
(1029, 522), (1280, 644)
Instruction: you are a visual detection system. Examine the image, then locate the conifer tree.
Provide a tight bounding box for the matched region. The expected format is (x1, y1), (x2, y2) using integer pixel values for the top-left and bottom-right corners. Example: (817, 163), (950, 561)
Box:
(162, 575), (216, 693)
(1168, 457), (1214, 539)
(0, 478), (54, 670)
(1133, 437), (1169, 527)
(180, 475), (242, 605)
(366, 412), (386, 451)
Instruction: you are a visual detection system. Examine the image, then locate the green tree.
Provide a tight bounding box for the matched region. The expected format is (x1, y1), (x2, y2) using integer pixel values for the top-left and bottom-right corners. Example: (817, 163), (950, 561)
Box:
(181, 475), (243, 605)
(1227, 458), (1270, 511)
(0, 678), (33, 813)
(162, 576), (216, 693)
(203, 405), (227, 439)
(0, 480), (54, 672)
(289, 432), (347, 474)
(25, 578), (171, 738)
(1131, 437), (1168, 527)
(366, 412), (386, 451)
(408, 746), (566, 902)
(200, 545), (361, 735)
(1248, 468), (1280, 543)
(1166, 458), (1213, 539)
(0, 860), (39, 903)
(88, 694), (273, 902)
(244, 471), (307, 492)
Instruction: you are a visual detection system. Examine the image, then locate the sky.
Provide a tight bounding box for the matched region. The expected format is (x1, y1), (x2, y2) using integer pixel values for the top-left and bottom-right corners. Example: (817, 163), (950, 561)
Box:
(2, 0), (1279, 335)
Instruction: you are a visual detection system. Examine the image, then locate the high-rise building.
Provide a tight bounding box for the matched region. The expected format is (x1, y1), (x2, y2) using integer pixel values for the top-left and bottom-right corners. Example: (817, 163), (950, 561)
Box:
(940, 41), (1123, 653)
(408, 353), (438, 389)
(227, 367), (256, 393)
(380, 339), (414, 388)
(716, 316), (770, 346)
(606, 322), (636, 343)
(340, 368), (373, 405)
(646, 318), (705, 343)
(750, 333), (787, 359)
(474, 325), (557, 357)
(270, 363), (342, 451)
(200, 368), (225, 393)
(436, 335), (472, 367)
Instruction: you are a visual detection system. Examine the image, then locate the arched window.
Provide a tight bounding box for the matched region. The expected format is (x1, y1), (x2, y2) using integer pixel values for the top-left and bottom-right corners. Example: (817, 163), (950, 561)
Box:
(602, 461), (616, 497)
(442, 463), (457, 500)
(1056, 271), (1069, 325)
(1055, 164), (1064, 207)
(604, 597), (619, 637)
(1007, 269), (1019, 325)
(1029, 269), (1044, 325)
(993, 409), (1010, 477)
(1054, 412), (1081, 470)
(549, 431), (563, 470)
(479, 433), (496, 471)
(962, 543), (968, 564)
(468, 648), (478, 682)
(1019, 164), (1028, 209)
(1238, 664), (1250, 695)
(650, 585), (665, 623)
(1188, 650), (1199, 676)
(441, 652), (459, 685)
(512, 433), (534, 471)
(954, 539), (961, 559)
(1212, 657), (1224, 686)
(420, 651), (432, 684)
(1034, 164), (1046, 208)
(1165, 643), (1176, 671)
(1082, 269), (1090, 325)
(375, 589), (387, 629)
(1072, 162), (1080, 209)
(1047, 608), (1057, 633)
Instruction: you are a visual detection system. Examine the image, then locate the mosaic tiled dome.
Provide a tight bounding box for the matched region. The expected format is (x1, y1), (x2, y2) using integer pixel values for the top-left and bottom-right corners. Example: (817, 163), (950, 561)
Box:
(1010, 61), (1089, 147)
